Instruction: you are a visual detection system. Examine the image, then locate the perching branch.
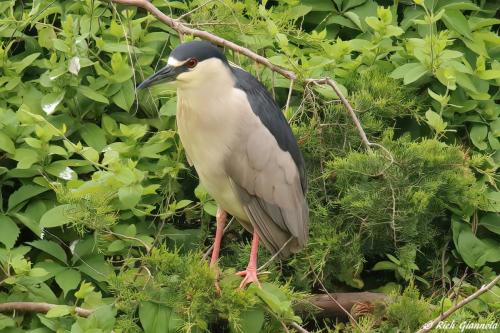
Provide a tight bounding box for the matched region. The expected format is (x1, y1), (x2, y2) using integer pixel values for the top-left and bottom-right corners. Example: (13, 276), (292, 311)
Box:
(416, 274), (500, 333)
(111, 0), (296, 80)
(0, 292), (387, 321)
(0, 302), (93, 317)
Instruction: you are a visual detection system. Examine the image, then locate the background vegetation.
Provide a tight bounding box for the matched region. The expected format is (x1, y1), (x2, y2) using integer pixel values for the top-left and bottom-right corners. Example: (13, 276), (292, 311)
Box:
(0, 0), (499, 332)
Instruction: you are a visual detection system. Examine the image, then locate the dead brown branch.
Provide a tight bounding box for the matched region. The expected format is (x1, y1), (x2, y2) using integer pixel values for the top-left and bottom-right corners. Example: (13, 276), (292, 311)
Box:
(0, 302), (93, 317)
(416, 274), (500, 333)
(111, 0), (296, 80)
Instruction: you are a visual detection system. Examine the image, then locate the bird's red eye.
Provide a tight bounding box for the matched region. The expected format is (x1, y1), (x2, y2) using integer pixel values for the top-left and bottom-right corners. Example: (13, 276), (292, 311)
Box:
(186, 58), (198, 68)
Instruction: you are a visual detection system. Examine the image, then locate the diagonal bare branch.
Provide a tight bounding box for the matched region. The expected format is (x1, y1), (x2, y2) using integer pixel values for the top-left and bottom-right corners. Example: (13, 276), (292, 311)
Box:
(416, 274), (500, 333)
(111, 0), (296, 80)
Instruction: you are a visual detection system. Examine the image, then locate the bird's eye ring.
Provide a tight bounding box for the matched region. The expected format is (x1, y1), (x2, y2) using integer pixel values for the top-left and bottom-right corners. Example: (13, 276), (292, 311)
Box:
(186, 58), (198, 68)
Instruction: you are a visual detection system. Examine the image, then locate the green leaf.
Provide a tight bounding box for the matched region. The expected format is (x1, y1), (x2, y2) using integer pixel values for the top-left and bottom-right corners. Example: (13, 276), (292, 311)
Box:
(252, 283), (301, 323)
(175, 199), (192, 210)
(112, 80), (135, 111)
(8, 184), (49, 211)
(0, 132), (15, 154)
(29, 267), (49, 277)
(372, 261), (397, 271)
(41, 91), (65, 115)
(75, 281), (95, 299)
(0, 314), (16, 330)
(469, 125), (488, 150)
(11, 212), (43, 237)
(108, 240), (126, 252)
(80, 123), (107, 151)
(79, 86), (109, 104)
(425, 110), (447, 133)
(314, 83), (348, 99)
(480, 213), (500, 235)
(484, 191), (500, 213)
(46, 305), (71, 318)
(159, 99), (177, 117)
(139, 302), (183, 333)
(118, 184), (143, 209)
(0, 215), (20, 249)
(389, 62), (421, 80)
(203, 201), (218, 217)
(13, 148), (39, 169)
(452, 218), (500, 267)
(28, 240), (68, 263)
(490, 119), (500, 137)
(230, 308), (265, 333)
(39, 204), (75, 228)
(12, 53), (40, 73)
(439, 2), (480, 11)
(55, 269), (81, 296)
(442, 9), (472, 39)
(403, 63), (428, 84)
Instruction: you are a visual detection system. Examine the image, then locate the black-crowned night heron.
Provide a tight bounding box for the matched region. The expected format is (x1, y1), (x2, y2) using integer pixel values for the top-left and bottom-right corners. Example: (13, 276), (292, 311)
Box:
(138, 41), (308, 288)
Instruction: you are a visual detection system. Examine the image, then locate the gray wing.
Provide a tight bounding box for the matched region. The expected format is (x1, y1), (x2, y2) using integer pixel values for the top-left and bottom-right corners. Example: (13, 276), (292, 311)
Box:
(226, 87), (309, 259)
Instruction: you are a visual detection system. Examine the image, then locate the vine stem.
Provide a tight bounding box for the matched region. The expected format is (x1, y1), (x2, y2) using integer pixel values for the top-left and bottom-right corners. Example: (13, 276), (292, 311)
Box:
(416, 274), (500, 333)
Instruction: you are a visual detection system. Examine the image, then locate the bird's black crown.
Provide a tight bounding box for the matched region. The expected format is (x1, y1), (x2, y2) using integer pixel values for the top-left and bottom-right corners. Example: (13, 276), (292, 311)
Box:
(170, 41), (228, 65)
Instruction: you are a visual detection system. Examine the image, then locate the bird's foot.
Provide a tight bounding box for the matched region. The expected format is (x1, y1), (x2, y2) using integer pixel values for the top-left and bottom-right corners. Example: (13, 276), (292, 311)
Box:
(236, 267), (261, 289)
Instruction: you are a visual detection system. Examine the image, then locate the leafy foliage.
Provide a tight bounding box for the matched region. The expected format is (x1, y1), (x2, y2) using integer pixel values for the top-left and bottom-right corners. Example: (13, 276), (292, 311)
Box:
(0, 0), (499, 332)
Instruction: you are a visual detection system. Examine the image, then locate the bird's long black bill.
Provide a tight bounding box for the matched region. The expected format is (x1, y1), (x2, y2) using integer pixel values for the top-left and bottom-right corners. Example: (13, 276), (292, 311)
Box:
(137, 65), (181, 89)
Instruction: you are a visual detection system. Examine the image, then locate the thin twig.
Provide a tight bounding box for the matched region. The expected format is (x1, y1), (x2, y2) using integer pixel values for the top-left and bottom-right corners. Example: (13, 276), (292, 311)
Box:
(305, 78), (371, 151)
(290, 321), (310, 333)
(285, 79), (294, 114)
(388, 182), (397, 248)
(0, 302), (93, 317)
(258, 236), (293, 272)
(176, 0), (215, 21)
(106, 231), (152, 252)
(308, 259), (363, 331)
(416, 274), (500, 333)
(111, 0), (296, 80)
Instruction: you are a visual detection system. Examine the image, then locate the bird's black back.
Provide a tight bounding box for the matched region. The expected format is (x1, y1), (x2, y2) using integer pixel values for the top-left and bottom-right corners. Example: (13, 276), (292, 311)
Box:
(231, 67), (307, 193)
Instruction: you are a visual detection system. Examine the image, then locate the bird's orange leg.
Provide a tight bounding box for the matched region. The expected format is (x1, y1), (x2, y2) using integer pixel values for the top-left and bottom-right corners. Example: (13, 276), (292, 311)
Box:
(236, 231), (261, 289)
(210, 208), (226, 266)
(211, 208), (226, 294)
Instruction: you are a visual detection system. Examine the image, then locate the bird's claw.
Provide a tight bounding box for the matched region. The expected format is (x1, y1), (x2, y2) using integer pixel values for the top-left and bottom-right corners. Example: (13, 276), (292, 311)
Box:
(236, 268), (261, 289)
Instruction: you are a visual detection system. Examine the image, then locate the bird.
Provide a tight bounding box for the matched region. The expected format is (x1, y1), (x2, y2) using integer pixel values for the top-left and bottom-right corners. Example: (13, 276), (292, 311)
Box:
(138, 40), (308, 288)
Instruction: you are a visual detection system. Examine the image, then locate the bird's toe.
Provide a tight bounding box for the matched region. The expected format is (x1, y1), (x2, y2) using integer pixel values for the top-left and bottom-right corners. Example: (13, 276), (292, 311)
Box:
(236, 268), (261, 289)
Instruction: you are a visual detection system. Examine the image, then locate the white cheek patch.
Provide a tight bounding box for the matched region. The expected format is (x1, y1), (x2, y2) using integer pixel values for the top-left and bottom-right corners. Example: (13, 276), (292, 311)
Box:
(167, 57), (184, 66)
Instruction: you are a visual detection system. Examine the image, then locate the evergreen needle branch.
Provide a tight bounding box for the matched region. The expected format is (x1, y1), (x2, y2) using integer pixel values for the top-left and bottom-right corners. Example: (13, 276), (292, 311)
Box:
(0, 302), (93, 317)
(110, 0), (296, 80)
(416, 274), (500, 333)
